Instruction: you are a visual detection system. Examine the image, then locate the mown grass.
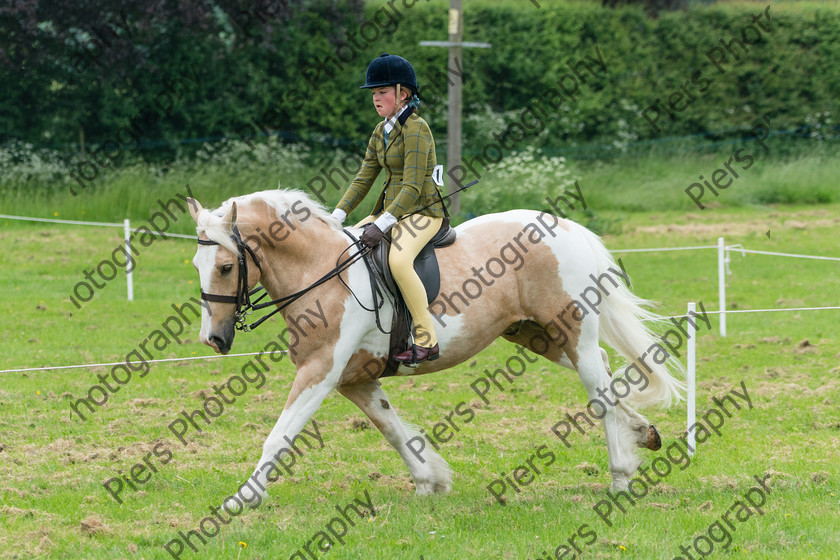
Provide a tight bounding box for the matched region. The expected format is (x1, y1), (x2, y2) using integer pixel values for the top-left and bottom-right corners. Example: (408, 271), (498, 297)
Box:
(1, 183), (839, 559)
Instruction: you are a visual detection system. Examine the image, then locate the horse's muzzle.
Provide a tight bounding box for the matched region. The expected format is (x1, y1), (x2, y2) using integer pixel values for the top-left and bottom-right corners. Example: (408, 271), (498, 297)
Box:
(209, 334), (232, 354)
(202, 321), (235, 354)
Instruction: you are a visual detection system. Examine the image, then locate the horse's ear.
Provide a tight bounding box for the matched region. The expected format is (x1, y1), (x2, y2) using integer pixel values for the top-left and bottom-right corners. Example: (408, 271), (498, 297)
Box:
(186, 197), (203, 223)
(223, 201), (237, 232)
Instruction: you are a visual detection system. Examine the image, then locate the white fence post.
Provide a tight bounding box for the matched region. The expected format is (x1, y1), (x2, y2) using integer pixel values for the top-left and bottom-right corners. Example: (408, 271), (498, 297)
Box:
(687, 301), (696, 456)
(124, 219), (134, 302)
(718, 237), (726, 336)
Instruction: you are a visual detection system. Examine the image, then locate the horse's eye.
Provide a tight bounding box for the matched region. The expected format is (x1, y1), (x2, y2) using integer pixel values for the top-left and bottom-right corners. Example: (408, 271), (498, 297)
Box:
(220, 264), (234, 275)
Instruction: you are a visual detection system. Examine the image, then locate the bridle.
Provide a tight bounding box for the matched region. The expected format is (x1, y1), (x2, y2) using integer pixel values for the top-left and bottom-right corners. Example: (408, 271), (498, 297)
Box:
(195, 181), (478, 333)
(197, 226), (266, 332)
(197, 225), (372, 332)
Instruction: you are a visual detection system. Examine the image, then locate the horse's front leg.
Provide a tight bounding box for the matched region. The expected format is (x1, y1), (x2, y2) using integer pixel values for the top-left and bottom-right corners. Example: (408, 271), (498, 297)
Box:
(222, 356), (340, 510)
(338, 380), (452, 495)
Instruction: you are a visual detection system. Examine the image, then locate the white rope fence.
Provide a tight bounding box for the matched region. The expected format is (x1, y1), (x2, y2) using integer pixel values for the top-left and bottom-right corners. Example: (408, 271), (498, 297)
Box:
(0, 350), (286, 374)
(729, 246), (840, 262)
(153, 232), (196, 239)
(614, 237), (840, 337)
(0, 214), (124, 227)
(704, 306), (840, 315)
(2, 213), (196, 301)
(720, 241), (840, 335)
(4, 303), (837, 376)
(0, 213), (197, 239)
(675, 302), (840, 457)
(614, 241), (840, 456)
(611, 245), (718, 253)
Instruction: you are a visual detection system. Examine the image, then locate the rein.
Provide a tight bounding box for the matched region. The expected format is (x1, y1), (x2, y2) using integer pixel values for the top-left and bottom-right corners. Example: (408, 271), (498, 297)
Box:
(198, 181), (479, 333)
(198, 225), (370, 332)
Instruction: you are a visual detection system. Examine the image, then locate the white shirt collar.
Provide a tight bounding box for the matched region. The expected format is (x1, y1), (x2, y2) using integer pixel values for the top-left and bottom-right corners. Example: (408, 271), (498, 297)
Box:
(384, 104), (409, 134)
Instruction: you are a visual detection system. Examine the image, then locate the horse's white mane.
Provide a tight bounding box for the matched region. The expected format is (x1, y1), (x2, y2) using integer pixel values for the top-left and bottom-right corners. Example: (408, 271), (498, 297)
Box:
(195, 189), (342, 252)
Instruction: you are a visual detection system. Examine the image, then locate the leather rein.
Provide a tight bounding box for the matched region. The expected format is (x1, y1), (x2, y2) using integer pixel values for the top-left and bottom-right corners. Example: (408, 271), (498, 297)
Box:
(196, 180), (477, 333)
(197, 225), (371, 332)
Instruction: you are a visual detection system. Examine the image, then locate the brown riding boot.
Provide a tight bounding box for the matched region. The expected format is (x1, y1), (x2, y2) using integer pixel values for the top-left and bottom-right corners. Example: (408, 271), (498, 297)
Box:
(394, 344), (439, 364)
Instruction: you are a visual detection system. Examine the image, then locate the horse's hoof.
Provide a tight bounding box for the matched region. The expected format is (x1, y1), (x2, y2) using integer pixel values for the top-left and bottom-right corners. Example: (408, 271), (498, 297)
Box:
(647, 425), (662, 451)
(610, 473), (630, 493)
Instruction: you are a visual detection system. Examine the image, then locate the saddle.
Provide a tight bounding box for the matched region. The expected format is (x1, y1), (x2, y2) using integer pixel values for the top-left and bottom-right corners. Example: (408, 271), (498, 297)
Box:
(364, 217), (456, 376)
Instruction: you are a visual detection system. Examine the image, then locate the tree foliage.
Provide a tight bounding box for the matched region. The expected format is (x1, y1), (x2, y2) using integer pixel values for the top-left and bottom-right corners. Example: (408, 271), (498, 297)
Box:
(0, 1), (837, 158)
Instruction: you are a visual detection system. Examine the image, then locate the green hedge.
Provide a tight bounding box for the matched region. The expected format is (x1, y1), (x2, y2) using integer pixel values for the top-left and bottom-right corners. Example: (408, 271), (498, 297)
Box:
(2, 2), (838, 157)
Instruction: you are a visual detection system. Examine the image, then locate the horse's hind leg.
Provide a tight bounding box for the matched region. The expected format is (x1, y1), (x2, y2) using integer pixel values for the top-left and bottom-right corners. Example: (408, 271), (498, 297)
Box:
(503, 320), (647, 491)
(337, 380), (452, 495)
(502, 321), (612, 374)
(596, 347), (662, 452)
(569, 338), (647, 491)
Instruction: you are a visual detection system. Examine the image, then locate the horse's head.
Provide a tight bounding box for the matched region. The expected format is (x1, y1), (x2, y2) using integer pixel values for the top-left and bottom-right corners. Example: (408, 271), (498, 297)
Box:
(187, 197), (262, 354)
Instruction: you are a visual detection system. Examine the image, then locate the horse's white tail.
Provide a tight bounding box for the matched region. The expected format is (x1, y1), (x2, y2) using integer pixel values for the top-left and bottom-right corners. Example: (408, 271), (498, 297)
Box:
(579, 226), (685, 408)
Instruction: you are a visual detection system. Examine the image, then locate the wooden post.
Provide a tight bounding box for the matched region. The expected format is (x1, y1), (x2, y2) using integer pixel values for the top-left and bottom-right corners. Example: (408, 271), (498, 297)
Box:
(447, 0), (463, 215)
(420, 2), (490, 217)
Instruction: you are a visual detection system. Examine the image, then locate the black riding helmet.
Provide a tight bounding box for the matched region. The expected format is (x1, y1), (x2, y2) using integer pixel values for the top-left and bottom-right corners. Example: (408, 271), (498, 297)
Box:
(360, 53), (419, 94)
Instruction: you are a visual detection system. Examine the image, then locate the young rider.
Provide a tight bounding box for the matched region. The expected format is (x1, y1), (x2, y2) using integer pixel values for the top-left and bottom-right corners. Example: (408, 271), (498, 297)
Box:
(331, 53), (448, 364)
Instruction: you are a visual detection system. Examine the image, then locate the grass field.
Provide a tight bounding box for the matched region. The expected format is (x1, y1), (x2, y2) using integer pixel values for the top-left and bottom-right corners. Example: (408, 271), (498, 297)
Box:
(2, 163), (839, 560)
(3, 135), (839, 232)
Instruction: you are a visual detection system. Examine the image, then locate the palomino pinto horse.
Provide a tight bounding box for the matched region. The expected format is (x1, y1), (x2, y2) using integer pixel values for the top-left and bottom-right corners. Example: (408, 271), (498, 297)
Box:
(187, 189), (683, 506)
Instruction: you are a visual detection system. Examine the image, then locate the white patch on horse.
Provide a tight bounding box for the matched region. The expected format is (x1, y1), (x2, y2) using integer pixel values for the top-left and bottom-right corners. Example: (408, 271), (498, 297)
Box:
(393, 313), (468, 376)
(333, 245), (395, 365)
(192, 244), (218, 344)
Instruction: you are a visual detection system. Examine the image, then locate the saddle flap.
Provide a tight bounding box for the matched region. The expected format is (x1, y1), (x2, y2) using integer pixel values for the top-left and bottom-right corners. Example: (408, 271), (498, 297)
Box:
(369, 218), (453, 305)
(363, 220), (452, 378)
(372, 235), (440, 305)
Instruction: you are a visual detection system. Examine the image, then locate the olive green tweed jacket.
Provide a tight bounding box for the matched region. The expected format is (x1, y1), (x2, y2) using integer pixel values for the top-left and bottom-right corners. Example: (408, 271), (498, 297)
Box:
(337, 109), (447, 219)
